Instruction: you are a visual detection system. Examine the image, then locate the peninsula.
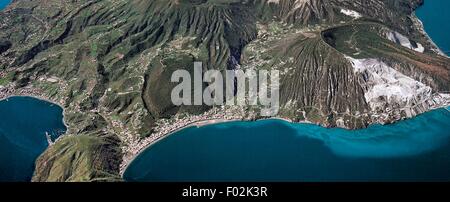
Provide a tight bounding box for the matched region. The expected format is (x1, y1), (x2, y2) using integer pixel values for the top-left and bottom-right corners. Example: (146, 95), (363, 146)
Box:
(0, 0), (448, 181)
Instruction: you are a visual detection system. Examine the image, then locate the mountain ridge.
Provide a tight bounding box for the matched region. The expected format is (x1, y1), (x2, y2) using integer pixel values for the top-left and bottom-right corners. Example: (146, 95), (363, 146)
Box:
(0, 0), (448, 181)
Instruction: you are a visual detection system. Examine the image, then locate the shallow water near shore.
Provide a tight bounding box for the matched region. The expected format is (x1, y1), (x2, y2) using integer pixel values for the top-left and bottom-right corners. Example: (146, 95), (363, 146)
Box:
(0, 96), (66, 181)
(124, 108), (450, 182)
(416, 0), (450, 56)
(124, 1), (450, 181)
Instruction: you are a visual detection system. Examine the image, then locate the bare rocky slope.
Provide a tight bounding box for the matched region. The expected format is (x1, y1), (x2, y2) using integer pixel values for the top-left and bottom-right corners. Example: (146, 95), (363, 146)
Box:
(0, 0), (448, 181)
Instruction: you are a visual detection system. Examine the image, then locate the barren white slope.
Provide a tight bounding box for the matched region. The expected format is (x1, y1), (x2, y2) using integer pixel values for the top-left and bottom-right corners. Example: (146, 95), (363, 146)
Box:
(340, 9), (362, 19)
(346, 57), (433, 111)
(386, 31), (425, 53)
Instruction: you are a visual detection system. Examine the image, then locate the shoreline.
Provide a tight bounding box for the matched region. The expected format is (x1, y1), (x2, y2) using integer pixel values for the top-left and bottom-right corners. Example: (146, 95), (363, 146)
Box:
(2, 85), (449, 178)
(120, 118), (243, 176)
(121, 105), (450, 178)
(0, 93), (69, 142)
(120, 116), (313, 176)
(120, 105), (450, 179)
(120, 98), (450, 177)
(411, 11), (448, 57)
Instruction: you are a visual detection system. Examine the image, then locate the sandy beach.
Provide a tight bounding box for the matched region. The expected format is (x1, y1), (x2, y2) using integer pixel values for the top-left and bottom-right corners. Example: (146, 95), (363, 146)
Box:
(119, 114), (306, 176)
(120, 118), (242, 175)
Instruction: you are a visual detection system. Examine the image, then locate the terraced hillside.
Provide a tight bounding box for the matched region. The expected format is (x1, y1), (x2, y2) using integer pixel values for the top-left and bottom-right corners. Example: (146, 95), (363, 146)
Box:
(0, 0), (449, 181)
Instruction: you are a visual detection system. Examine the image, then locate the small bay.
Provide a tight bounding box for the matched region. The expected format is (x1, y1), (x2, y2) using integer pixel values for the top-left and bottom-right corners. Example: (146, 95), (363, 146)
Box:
(124, 108), (450, 182)
(0, 96), (66, 181)
(124, 0), (450, 182)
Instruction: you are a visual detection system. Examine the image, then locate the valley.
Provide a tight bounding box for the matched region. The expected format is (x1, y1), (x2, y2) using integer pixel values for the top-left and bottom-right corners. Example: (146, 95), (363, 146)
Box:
(0, 0), (448, 181)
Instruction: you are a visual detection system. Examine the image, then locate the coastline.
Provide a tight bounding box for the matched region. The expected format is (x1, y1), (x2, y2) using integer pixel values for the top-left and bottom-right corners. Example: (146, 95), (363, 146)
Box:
(121, 105), (450, 178)
(2, 0), (449, 178)
(120, 118), (243, 176)
(120, 116), (312, 176)
(120, 96), (450, 177)
(0, 0), (449, 182)
(0, 89), (69, 142)
(411, 12), (448, 57)
(3, 83), (446, 177)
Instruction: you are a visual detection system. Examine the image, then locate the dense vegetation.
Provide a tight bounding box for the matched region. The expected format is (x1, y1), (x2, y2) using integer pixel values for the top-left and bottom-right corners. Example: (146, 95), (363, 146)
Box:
(0, 0), (448, 181)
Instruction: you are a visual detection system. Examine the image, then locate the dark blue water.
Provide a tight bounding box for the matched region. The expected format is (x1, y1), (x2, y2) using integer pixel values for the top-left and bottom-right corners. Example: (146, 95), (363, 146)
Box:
(416, 0), (450, 56)
(0, 96), (66, 182)
(124, 108), (450, 182)
(0, 0), (11, 10)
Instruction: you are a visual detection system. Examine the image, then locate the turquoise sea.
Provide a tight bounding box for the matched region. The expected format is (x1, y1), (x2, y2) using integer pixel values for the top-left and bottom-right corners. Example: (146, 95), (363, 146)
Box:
(124, 108), (450, 182)
(416, 0), (450, 56)
(0, 0), (449, 182)
(0, 0), (11, 10)
(123, 0), (450, 182)
(0, 96), (66, 182)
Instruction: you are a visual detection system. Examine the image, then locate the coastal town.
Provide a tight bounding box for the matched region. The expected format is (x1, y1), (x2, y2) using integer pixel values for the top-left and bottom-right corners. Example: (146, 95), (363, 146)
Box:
(0, 72), (67, 106)
(1, 0), (450, 183)
(118, 106), (258, 174)
(2, 67), (449, 176)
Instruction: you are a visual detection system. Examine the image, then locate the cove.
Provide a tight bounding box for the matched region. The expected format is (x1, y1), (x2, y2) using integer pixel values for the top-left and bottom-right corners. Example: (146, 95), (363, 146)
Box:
(416, 0), (450, 56)
(0, 0), (11, 10)
(0, 96), (66, 182)
(124, 108), (450, 182)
